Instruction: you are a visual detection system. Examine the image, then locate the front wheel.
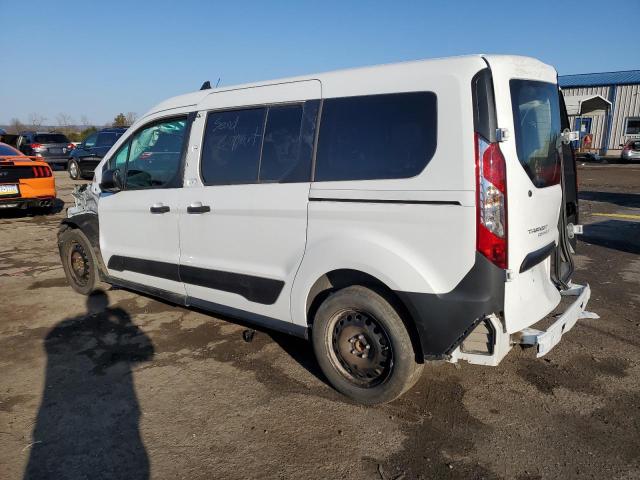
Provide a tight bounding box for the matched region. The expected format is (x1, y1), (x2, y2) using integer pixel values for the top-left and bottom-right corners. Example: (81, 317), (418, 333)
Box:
(312, 285), (423, 404)
(59, 228), (103, 295)
(68, 159), (80, 180)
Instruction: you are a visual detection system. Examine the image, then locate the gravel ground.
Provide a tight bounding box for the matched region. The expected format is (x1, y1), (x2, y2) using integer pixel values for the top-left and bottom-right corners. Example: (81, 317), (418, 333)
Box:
(0, 165), (639, 480)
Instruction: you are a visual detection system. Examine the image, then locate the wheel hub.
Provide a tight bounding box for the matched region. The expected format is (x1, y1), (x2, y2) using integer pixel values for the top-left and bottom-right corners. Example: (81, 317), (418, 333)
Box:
(68, 242), (89, 286)
(331, 310), (392, 387)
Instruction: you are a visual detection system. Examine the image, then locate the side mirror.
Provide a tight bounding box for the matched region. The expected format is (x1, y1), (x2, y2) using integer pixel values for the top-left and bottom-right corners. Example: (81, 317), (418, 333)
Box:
(100, 168), (123, 193)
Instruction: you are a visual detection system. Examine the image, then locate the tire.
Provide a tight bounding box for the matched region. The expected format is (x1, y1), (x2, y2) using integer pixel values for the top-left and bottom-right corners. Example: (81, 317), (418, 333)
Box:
(59, 228), (103, 295)
(68, 159), (80, 180)
(312, 285), (423, 404)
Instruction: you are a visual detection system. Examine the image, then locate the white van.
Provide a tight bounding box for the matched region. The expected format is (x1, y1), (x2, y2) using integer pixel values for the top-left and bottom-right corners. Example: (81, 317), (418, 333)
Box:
(59, 54), (596, 404)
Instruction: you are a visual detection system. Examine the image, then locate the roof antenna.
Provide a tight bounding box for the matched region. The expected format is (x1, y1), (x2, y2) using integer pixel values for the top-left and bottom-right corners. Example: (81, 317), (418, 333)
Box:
(200, 80), (211, 90)
(215, 77), (221, 88)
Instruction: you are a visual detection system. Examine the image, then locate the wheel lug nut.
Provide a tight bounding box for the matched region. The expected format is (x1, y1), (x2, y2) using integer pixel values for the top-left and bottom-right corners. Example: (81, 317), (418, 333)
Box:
(365, 344), (371, 350)
(358, 334), (365, 340)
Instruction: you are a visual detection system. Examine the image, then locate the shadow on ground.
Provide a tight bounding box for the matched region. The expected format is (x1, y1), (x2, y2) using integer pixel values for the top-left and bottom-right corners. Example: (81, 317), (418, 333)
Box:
(579, 219), (640, 255)
(24, 290), (154, 480)
(579, 191), (640, 209)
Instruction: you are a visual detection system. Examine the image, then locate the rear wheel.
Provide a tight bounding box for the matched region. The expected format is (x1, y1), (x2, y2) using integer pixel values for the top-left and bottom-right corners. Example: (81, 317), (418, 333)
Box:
(59, 228), (103, 295)
(312, 285), (423, 404)
(68, 159), (80, 180)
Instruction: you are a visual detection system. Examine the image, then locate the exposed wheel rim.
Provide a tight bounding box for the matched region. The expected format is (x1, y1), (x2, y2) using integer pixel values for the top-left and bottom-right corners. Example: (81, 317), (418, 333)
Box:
(69, 162), (78, 178)
(328, 309), (393, 388)
(68, 241), (90, 287)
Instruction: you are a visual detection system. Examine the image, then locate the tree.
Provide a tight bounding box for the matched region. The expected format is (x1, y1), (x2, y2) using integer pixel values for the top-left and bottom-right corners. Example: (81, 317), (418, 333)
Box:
(125, 112), (138, 126)
(56, 113), (73, 128)
(8, 118), (25, 134)
(112, 113), (127, 127)
(80, 115), (90, 128)
(28, 113), (46, 129)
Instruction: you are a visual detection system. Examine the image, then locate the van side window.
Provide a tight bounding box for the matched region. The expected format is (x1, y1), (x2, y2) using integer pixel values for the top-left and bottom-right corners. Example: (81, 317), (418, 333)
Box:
(260, 105), (303, 182)
(125, 118), (187, 189)
(314, 92), (437, 182)
(201, 108), (266, 185)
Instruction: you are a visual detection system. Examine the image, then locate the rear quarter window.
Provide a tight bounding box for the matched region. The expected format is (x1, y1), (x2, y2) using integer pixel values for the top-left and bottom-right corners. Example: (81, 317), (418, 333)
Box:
(510, 80), (561, 188)
(314, 92), (437, 182)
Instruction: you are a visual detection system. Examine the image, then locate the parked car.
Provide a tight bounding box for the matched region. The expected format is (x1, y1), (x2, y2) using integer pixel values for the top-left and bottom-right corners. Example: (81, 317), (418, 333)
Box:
(17, 132), (72, 168)
(620, 140), (640, 162)
(67, 128), (127, 179)
(0, 142), (56, 211)
(58, 55), (594, 404)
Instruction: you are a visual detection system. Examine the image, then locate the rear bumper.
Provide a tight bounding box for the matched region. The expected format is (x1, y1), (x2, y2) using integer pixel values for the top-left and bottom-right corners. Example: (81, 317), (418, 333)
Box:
(0, 196), (55, 209)
(513, 283), (598, 357)
(450, 283), (598, 366)
(37, 156), (68, 166)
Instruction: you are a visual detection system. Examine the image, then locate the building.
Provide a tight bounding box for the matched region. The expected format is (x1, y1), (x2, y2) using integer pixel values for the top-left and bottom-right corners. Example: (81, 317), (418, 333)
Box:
(559, 70), (640, 156)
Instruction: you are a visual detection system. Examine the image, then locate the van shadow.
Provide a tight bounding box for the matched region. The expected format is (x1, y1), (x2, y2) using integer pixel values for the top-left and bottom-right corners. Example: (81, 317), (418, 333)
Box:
(579, 219), (640, 255)
(579, 191), (640, 209)
(24, 290), (154, 480)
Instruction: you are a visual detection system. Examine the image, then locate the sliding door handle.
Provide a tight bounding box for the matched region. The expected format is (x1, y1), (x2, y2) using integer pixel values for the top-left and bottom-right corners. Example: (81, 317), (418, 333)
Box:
(150, 203), (170, 214)
(187, 202), (211, 214)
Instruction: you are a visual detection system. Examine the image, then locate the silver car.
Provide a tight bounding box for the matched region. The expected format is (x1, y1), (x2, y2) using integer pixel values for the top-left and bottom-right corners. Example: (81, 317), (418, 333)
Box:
(621, 140), (640, 162)
(17, 131), (72, 168)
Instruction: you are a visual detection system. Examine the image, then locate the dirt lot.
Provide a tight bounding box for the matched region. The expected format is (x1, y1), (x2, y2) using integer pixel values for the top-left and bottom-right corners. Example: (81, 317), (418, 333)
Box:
(1, 165), (639, 480)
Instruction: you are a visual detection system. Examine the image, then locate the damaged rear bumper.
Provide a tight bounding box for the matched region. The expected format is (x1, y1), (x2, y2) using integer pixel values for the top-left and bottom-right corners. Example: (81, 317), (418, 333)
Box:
(450, 283), (598, 366)
(512, 283), (598, 357)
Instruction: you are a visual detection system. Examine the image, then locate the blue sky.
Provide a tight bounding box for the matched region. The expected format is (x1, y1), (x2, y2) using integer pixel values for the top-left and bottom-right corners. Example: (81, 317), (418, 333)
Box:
(1, 0), (638, 125)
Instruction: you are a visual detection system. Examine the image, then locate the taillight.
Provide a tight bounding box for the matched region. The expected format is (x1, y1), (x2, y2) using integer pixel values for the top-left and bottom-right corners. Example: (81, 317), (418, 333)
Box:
(32, 166), (52, 177)
(30, 143), (43, 150)
(475, 133), (508, 269)
(67, 143), (75, 150)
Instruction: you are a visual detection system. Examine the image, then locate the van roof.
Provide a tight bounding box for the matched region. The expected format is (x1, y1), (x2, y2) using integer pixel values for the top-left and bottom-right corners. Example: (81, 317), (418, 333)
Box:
(141, 54), (553, 120)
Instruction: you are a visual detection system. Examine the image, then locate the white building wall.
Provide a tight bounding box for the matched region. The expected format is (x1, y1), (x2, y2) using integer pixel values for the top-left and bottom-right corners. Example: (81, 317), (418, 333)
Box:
(609, 83), (640, 151)
(563, 85), (610, 151)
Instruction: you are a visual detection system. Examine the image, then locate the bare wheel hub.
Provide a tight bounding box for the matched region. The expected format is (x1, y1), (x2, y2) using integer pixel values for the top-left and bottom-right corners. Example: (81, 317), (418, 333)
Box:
(330, 310), (393, 387)
(68, 242), (89, 286)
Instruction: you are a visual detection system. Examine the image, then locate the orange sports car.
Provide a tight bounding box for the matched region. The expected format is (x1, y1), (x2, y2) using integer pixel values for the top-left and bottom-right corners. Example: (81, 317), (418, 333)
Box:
(0, 142), (56, 210)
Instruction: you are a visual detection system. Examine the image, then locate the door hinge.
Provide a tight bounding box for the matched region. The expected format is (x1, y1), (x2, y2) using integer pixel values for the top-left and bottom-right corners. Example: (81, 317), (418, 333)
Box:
(566, 223), (583, 239)
(505, 269), (515, 282)
(496, 128), (510, 142)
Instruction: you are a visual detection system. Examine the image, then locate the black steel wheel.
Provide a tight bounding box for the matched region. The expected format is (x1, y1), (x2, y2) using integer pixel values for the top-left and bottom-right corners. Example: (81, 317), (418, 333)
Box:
(312, 285), (423, 404)
(329, 309), (393, 388)
(59, 228), (102, 295)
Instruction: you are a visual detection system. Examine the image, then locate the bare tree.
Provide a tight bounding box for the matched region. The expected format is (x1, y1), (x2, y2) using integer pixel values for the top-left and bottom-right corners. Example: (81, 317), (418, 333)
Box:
(27, 113), (46, 129)
(56, 113), (74, 128)
(125, 112), (138, 126)
(80, 115), (90, 128)
(9, 118), (25, 134)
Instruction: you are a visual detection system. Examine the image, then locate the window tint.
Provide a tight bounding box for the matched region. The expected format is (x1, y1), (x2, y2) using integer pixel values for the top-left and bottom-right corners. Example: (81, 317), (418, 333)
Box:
(315, 92), (437, 182)
(201, 108), (266, 185)
(84, 133), (98, 148)
(107, 141), (130, 172)
(34, 134), (69, 144)
(125, 118), (187, 189)
(96, 132), (118, 148)
(259, 105), (303, 182)
(510, 80), (561, 188)
(625, 118), (640, 135)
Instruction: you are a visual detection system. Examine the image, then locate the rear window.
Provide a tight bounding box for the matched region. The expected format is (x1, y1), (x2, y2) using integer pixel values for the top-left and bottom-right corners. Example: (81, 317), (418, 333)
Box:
(0, 144), (20, 156)
(34, 134), (69, 144)
(315, 92), (437, 182)
(510, 80), (561, 188)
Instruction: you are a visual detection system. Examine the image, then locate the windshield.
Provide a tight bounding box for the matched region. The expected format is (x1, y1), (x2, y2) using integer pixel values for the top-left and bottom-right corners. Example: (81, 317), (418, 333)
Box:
(510, 80), (561, 188)
(34, 134), (70, 144)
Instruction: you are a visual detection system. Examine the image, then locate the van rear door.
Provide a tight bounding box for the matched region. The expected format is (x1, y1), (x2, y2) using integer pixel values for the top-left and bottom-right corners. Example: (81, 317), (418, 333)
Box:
(483, 56), (563, 333)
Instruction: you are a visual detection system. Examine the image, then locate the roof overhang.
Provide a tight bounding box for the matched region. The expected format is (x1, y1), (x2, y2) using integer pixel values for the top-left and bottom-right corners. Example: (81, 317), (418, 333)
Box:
(563, 94), (611, 116)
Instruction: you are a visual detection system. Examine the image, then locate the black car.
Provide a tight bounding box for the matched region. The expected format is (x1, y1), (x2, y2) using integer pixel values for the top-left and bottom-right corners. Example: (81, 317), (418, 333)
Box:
(17, 131), (72, 168)
(68, 127), (127, 179)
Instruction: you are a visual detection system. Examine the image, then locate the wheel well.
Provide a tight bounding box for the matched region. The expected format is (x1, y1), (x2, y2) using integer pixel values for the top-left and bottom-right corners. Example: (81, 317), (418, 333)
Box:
(306, 269), (425, 362)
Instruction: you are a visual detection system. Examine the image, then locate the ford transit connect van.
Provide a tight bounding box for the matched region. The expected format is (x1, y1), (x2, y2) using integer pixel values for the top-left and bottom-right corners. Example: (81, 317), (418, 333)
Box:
(58, 55), (596, 404)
